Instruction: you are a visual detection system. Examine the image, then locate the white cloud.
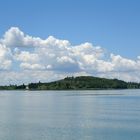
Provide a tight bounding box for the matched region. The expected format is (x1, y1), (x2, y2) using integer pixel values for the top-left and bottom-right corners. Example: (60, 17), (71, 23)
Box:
(0, 27), (70, 48)
(0, 27), (140, 84)
(14, 51), (39, 63)
(0, 44), (12, 70)
(20, 63), (45, 70)
(110, 54), (137, 72)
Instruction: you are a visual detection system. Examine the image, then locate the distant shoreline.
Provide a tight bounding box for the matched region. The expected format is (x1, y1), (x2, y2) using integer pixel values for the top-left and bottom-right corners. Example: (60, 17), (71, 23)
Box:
(0, 76), (140, 90)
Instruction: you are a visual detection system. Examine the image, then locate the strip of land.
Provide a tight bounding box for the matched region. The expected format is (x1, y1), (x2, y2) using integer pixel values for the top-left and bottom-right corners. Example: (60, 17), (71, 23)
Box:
(0, 76), (140, 90)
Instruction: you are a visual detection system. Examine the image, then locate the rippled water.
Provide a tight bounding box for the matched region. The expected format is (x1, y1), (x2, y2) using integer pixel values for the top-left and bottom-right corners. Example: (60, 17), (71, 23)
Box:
(0, 90), (140, 140)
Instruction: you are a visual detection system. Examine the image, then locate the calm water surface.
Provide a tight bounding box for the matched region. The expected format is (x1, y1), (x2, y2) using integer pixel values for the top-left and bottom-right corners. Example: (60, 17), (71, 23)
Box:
(0, 90), (140, 140)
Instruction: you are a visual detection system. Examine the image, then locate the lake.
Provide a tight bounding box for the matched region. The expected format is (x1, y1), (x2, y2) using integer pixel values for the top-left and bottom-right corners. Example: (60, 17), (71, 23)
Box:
(0, 90), (140, 140)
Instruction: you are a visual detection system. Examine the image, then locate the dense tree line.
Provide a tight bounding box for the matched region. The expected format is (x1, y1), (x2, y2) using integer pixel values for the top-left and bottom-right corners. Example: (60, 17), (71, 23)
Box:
(0, 84), (26, 90)
(28, 76), (140, 90)
(0, 76), (140, 90)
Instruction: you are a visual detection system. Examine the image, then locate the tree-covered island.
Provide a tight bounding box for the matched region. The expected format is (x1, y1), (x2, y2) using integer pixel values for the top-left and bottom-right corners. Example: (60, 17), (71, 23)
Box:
(0, 76), (140, 90)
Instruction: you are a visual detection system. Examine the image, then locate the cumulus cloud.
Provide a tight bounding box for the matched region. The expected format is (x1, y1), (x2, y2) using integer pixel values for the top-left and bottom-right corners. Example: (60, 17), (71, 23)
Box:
(0, 44), (12, 70)
(15, 51), (40, 63)
(20, 63), (45, 70)
(0, 27), (140, 84)
(0, 27), (70, 48)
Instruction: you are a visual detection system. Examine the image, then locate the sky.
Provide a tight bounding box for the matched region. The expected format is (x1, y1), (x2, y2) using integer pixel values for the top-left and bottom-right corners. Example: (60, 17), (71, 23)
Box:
(0, 0), (140, 85)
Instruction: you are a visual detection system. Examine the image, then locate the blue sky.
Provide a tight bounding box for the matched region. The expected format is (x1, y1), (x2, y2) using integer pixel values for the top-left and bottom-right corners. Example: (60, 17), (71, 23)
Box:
(0, 0), (140, 84)
(0, 0), (140, 58)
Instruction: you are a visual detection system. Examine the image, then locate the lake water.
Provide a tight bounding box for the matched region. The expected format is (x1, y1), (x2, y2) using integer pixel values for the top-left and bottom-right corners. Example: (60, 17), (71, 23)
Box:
(0, 90), (140, 140)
